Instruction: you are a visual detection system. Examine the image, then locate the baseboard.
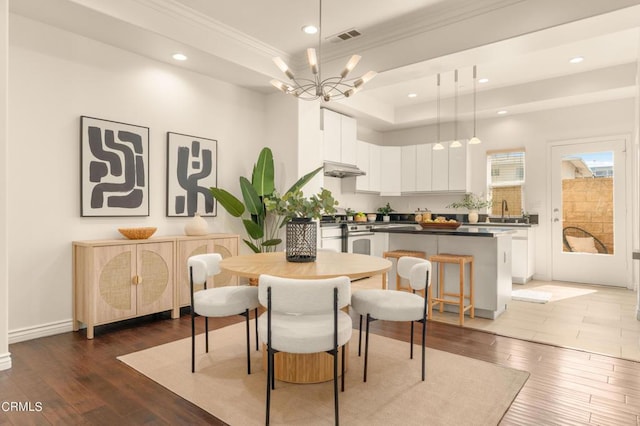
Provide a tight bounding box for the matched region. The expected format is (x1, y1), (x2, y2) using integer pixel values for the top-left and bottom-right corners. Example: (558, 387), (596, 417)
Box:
(0, 352), (11, 371)
(9, 319), (74, 344)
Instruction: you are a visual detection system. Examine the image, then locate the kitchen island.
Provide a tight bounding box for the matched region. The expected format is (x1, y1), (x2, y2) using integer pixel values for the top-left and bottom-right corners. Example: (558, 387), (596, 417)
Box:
(373, 225), (515, 320)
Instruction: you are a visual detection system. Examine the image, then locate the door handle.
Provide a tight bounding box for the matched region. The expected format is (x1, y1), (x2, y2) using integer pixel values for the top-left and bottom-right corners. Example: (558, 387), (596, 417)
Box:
(553, 218), (559, 222)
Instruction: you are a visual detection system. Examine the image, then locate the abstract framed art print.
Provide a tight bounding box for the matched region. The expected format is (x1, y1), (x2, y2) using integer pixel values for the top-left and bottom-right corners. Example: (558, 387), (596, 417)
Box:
(80, 116), (150, 217)
(166, 132), (217, 217)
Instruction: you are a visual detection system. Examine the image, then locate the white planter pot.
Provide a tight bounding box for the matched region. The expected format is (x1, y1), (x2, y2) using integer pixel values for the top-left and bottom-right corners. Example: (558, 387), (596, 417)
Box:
(468, 210), (479, 224)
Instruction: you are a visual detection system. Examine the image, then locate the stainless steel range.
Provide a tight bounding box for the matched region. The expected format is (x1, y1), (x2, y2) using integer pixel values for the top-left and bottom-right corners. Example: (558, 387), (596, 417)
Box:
(345, 223), (378, 256)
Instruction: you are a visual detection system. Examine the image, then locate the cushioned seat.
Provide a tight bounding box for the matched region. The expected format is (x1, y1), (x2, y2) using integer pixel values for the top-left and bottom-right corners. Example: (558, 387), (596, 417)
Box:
(194, 286), (260, 317)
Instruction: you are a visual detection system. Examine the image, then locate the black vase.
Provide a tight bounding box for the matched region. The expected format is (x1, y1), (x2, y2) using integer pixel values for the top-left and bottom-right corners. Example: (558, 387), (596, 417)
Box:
(286, 218), (317, 262)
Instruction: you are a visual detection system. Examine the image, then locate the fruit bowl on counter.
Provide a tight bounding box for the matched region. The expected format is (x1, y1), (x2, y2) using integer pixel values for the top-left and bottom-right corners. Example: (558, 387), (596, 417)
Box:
(419, 218), (461, 229)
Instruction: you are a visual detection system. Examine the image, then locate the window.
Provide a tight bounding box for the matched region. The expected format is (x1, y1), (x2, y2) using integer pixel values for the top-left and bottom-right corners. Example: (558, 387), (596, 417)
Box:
(487, 150), (525, 216)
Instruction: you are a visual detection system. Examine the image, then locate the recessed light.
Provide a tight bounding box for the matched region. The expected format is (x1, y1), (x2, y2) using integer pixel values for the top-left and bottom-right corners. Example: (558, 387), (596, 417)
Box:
(569, 56), (584, 64)
(172, 53), (187, 61)
(302, 25), (318, 34)
(478, 78), (489, 84)
(497, 110), (508, 115)
(408, 93), (417, 98)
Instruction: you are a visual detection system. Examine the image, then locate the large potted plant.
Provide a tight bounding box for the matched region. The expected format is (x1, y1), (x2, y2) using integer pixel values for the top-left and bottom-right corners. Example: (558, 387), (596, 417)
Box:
(265, 188), (338, 262)
(210, 147), (322, 253)
(446, 193), (492, 224)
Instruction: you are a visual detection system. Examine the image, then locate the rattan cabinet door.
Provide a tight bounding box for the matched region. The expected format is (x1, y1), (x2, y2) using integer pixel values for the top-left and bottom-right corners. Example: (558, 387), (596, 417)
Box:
(93, 244), (137, 325)
(136, 241), (174, 316)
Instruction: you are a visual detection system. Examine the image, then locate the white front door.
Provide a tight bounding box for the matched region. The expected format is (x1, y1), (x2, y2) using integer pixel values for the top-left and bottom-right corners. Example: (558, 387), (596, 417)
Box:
(550, 137), (629, 286)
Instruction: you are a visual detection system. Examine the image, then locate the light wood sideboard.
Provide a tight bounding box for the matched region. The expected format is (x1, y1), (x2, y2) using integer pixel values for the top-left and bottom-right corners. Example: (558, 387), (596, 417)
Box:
(72, 233), (239, 339)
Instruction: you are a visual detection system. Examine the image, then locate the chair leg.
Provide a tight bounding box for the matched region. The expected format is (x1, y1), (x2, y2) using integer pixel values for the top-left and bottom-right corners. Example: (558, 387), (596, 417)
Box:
(334, 345), (339, 426)
(244, 309), (251, 375)
(191, 308), (196, 373)
(341, 344), (346, 392)
(205, 317), (209, 353)
(255, 308), (259, 351)
(422, 318), (426, 381)
(357, 314), (363, 356)
(364, 313), (371, 383)
(410, 321), (414, 359)
(266, 345), (271, 426)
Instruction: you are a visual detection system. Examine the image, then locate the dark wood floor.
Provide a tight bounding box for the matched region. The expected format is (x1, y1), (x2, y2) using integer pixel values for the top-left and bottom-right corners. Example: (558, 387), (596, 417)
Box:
(1, 311), (639, 425)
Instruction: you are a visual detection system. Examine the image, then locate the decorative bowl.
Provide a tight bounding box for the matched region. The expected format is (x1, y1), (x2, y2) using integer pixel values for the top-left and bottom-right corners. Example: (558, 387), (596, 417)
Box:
(118, 227), (157, 239)
(419, 221), (461, 230)
(367, 213), (377, 222)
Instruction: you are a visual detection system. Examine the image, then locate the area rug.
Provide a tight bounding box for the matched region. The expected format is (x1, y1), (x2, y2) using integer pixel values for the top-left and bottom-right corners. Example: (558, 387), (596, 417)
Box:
(511, 289), (552, 303)
(118, 322), (529, 425)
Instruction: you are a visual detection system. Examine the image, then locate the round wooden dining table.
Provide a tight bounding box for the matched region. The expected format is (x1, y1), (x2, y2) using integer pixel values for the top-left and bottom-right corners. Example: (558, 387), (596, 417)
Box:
(219, 251), (391, 288)
(219, 251), (392, 383)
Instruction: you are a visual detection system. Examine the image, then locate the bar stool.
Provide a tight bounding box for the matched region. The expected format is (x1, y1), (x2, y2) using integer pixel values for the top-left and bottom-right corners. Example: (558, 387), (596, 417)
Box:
(428, 253), (474, 326)
(382, 250), (426, 294)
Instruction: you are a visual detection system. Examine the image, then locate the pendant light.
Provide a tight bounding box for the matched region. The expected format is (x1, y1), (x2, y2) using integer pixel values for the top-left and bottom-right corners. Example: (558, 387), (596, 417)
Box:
(468, 65), (482, 145)
(450, 69), (462, 148)
(433, 73), (444, 151)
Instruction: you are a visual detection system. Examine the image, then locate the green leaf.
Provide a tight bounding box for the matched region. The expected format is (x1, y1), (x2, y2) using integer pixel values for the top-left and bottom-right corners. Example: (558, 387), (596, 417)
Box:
(285, 166), (323, 194)
(262, 239), (282, 247)
(243, 239), (261, 253)
(240, 176), (263, 216)
(243, 219), (264, 239)
(253, 148), (275, 197)
(210, 188), (244, 217)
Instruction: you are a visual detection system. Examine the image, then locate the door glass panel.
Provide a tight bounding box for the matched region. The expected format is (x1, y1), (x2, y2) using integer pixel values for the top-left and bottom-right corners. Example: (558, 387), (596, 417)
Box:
(560, 151), (613, 255)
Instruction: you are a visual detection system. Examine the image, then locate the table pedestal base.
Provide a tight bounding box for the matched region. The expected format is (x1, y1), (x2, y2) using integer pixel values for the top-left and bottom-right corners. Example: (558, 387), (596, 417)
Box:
(261, 343), (349, 384)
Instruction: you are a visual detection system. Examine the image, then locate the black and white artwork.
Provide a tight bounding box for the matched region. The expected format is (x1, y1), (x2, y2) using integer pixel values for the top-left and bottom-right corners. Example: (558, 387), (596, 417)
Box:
(80, 116), (149, 217)
(166, 132), (217, 217)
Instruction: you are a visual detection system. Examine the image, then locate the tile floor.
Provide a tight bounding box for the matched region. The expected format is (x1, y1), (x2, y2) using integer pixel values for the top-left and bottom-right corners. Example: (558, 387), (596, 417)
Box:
(352, 277), (640, 362)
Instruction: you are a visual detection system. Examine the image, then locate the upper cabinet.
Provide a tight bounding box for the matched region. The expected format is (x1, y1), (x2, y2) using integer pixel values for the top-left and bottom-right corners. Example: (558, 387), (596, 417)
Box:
(400, 141), (470, 194)
(355, 140), (382, 193)
(379, 146), (402, 195)
(321, 109), (357, 165)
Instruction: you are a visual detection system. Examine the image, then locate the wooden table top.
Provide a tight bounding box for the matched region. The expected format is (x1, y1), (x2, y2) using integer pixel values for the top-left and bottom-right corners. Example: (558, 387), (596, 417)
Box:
(219, 251), (391, 280)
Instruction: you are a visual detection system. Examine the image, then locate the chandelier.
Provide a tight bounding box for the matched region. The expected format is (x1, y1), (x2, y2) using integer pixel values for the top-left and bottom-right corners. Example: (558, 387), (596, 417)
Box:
(270, 0), (376, 101)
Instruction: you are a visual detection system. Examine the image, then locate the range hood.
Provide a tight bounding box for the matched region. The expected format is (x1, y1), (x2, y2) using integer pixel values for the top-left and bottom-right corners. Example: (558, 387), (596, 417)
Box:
(323, 161), (366, 178)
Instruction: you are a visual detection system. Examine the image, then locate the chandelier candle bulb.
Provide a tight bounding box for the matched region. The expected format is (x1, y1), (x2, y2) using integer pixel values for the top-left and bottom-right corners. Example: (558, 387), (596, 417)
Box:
(307, 48), (318, 74)
(341, 55), (361, 78)
(272, 57), (294, 79)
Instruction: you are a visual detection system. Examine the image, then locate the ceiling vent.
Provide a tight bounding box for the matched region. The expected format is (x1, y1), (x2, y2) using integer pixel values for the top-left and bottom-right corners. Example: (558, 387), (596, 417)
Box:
(329, 28), (362, 43)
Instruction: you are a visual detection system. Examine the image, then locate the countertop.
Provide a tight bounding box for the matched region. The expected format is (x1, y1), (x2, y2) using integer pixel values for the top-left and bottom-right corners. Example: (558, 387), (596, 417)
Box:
(372, 225), (516, 237)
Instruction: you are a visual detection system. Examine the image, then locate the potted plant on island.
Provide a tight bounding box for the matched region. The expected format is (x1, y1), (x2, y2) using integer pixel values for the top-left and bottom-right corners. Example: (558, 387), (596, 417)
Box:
(377, 202), (395, 222)
(265, 188), (338, 262)
(446, 193), (492, 224)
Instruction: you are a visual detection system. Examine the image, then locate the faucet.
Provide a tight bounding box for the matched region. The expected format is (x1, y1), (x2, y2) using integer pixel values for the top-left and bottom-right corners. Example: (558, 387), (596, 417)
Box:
(501, 199), (509, 222)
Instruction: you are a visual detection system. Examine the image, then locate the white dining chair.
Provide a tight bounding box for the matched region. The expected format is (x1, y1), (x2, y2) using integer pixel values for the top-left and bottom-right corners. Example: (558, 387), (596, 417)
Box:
(188, 253), (260, 374)
(351, 256), (431, 381)
(258, 274), (351, 426)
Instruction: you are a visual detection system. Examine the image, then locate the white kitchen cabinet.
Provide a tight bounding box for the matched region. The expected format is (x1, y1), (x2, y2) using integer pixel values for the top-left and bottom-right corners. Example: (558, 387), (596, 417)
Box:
(448, 140), (469, 191)
(340, 114), (357, 165)
(415, 143), (433, 192)
(379, 146), (401, 195)
(369, 143), (381, 192)
(512, 227), (536, 284)
(431, 142), (449, 191)
(401, 145), (417, 192)
(355, 140), (370, 191)
(321, 108), (357, 165)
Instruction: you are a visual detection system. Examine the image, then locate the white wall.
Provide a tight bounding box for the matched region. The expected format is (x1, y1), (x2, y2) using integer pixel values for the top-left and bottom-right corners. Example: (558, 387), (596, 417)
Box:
(0, 0), (11, 370)
(7, 15), (274, 341)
